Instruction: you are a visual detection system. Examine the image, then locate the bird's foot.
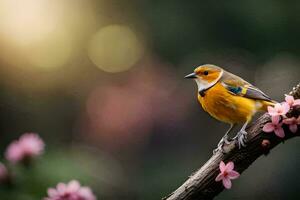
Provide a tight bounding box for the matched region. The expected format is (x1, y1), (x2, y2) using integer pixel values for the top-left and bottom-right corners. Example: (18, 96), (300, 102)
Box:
(213, 135), (232, 154)
(233, 130), (247, 149)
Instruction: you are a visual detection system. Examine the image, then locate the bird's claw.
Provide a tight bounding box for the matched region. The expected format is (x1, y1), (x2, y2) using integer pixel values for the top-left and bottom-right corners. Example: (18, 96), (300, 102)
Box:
(219, 135), (231, 146)
(213, 136), (232, 154)
(234, 130), (247, 149)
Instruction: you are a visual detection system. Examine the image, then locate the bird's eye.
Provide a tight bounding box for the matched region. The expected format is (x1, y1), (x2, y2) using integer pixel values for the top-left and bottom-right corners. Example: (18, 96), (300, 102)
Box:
(203, 71), (209, 75)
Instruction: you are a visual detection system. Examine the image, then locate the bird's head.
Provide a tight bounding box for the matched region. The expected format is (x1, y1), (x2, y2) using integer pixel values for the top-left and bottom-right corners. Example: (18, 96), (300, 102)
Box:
(185, 64), (224, 91)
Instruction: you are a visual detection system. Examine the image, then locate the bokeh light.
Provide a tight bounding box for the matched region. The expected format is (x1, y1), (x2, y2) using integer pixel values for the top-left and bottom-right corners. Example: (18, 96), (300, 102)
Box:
(84, 60), (192, 150)
(0, 0), (59, 47)
(0, 0), (97, 71)
(26, 31), (74, 69)
(88, 25), (144, 73)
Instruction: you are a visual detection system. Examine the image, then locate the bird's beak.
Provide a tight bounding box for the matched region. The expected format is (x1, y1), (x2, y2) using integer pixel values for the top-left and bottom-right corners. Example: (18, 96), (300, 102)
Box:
(184, 72), (197, 79)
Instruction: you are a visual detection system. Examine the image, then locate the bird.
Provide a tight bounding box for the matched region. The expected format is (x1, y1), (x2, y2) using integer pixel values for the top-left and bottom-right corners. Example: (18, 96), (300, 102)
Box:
(185, 64), (275, 152)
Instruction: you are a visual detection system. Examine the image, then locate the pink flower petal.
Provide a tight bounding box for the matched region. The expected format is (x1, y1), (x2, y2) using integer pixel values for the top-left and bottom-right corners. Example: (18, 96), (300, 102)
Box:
(19, 133), (45, 156)
(215, 173), (224, 182)
(57, 183), (67, 195)
(293, 99), (300, 106)
(222, 177), (232, 189)
(5, 141), (23, 163)
(297, 116), (300, 124)
(283, 118), (295, 125)
(281, 102), (290, 115)
(274, 103), (281, 111)
(289, 124), (298, 133)
(271, 116), (280, 124)
(285, 95), (294, 106)
(219, 161), (226, 172)
(225, 162), (234, 171)
(47, 188), (58, 197)
(67, 180), (80, 193)
(267, 106), (277, 116)
(274, 127), (285, 138)
(78, 187), (96, 200)
(263, 123), (275, 132)
(5, 133), (44, 164)
(227, 171), (240, 179)
(44, 180), (96, 200)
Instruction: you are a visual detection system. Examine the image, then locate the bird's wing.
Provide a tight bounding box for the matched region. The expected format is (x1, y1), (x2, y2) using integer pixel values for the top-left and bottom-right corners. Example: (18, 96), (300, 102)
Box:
(221, 71), (272, 102)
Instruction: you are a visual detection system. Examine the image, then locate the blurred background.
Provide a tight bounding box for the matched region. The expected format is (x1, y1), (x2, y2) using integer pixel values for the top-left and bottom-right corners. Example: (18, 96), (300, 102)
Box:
(0, 0), (300, 199)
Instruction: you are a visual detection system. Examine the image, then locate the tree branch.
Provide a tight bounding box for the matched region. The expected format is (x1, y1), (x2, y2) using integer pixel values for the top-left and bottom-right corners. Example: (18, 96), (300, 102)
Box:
(163, 83), (300, 200)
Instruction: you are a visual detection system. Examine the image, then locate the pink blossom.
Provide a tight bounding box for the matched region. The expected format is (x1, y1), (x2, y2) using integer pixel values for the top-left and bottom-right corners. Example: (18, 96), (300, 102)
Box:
(285, 95), (300, 107)
(283, 116), (300, 133)
(215, 161), (240, 189)
(0, 162), (8, 182)
(267, 103), (290, 117)
(263, 116), (285, 138)
(5, 133), (45, 164)
(44, 180), (96, 200)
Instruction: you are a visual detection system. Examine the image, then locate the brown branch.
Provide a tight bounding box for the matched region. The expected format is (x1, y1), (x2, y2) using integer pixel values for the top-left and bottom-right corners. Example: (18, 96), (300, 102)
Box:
(163, 83), (300, 200)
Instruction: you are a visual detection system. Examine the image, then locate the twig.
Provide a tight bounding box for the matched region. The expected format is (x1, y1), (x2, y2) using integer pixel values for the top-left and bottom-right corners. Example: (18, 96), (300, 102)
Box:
(163, 83), (300, 200)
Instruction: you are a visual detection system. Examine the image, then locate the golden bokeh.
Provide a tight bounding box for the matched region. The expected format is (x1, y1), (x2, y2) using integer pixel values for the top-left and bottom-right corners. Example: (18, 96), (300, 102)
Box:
(88, 25), (143, 73)
(0, 0), (59, 47)
(26, 31), (73, 70)
(0, 0), (97, 71)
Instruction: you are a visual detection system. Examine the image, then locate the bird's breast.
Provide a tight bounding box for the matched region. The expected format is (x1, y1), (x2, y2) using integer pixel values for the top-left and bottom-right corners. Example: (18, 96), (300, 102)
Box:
(197, 82), (257, 124)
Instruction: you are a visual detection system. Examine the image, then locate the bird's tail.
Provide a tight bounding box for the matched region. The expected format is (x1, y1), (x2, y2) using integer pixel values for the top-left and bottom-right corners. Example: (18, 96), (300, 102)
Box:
(260, 100), (277, 111)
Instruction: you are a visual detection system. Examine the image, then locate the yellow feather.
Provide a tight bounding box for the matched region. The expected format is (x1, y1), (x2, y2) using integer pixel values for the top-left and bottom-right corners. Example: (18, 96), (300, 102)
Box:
(241, 86), (248, 96)
(198, 82), (268, 124)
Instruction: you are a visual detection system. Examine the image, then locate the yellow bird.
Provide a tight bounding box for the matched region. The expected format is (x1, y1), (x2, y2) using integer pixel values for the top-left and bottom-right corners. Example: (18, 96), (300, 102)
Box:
(185, 64), (275, 152)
